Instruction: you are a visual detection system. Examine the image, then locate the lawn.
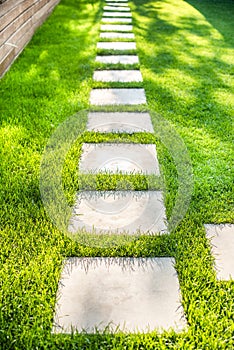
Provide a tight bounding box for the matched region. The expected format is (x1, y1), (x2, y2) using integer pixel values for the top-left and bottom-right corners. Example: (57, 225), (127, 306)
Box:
(0, 0), (233, 348)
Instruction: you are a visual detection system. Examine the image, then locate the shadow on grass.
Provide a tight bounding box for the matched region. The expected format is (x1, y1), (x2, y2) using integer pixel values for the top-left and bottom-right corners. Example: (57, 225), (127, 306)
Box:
(131, 0), (233, 221)
(186, 0), (234, 45)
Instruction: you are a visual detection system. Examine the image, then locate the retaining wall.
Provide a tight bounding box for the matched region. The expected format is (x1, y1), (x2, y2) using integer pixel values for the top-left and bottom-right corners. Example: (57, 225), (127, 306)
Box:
(0, 0), (60, 77)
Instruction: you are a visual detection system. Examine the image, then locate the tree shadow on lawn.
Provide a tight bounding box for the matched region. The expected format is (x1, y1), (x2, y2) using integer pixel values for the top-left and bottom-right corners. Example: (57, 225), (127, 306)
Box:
(131, 0), (233, 220)
(132, 0), (233, 140)
(186, 0), (234, 46)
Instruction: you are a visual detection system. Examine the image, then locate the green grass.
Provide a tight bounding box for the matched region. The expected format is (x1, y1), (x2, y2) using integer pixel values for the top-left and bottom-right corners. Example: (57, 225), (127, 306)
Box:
(0, 0), (234, 348)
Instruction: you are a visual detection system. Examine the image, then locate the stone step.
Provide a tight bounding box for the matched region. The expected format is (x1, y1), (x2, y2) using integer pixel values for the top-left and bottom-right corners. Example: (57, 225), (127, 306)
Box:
(69, 191), (167, 234)
(97, 42), (136, 50)
(93, 70), (142, 82)
(90, 88), (146, 105)
(95, 55), (139, 64)
(205, 224), (234, 280)
(87, 112), (154, 133)
(53, 257), (186, 333)
(79, 143), (160, 175)
(100, 32), (135, 39)
(104, 6), (130, 11)
(101, 24), (133, 32)
(102, 18), (132, 23)
(103, 12), (132, 17)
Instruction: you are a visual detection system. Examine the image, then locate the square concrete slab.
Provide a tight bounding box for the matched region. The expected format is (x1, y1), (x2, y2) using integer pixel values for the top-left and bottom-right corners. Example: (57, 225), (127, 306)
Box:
(53, 257), (186, 333)
(90, 88), (146, 105)
(101, 24), (133, 32)
(93, 70), (142, 82)
(79, 143), (160, 175)
(87, 112), (154, 133)
(95, 55), (139, 64)
(97, 42), (136, 50)
(104, 6), (130, 11)
(100, 32), (135, 39)
(205, 224), (234, 280)
(103, 12), (132, 17)
(102, 18), (132, 23)
(69, 191), (167, 234)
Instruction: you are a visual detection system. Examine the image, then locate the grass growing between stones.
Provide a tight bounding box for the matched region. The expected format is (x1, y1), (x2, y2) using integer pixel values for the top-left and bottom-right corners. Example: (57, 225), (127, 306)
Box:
(0, 0), (234, 348)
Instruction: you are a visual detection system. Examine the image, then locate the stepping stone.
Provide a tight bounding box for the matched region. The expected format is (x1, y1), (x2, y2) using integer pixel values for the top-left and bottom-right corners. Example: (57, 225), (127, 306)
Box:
(205, 224), (234, 280)
(103, 12), (132, 17)
(69, 191), (167, 234)
(87, 112), (154, 133)
(100, 32), (135, 39)
(53, 257), (186, 333)
(104, 6), (130, 11)
(102, 18), (132, 23)
(97, 42), (136, 50)
(90, 88), (146, 105)
(79, 143), (160, 175)
(101, 24), (133, 32)
(93, 70), (142, 82)
(95, 55), (139, 64)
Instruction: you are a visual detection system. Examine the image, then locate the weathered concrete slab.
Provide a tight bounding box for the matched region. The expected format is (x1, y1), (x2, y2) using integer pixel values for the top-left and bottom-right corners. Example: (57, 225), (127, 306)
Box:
(104, 6), (130, 11)
(79, 143), (160, 175)
(205, 224), (234, 280)
(69, 191), (167, 234)
(90, 88), (146, 105)
(97, 42), (136, 50)
(93, 70), (142, 82)
(103, 12), (132, 17)
(100, 32), (134, 39)
(95, 55), (139, 64)
(102, 18), (132, 23)
(87, 112), (154, 133)
(101, 24), (133, 32)
(53, 257), (186, 333)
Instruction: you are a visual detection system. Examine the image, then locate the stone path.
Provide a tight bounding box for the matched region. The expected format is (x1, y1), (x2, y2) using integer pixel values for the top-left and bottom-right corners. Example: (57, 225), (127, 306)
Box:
(53, 0), (186, 334)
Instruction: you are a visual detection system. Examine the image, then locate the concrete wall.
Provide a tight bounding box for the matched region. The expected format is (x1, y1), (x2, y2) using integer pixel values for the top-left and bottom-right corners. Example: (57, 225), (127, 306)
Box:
(0, 0), (60, 77)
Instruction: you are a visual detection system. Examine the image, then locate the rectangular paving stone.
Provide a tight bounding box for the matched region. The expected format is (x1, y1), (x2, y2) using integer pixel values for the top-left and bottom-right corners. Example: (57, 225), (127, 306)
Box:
(205, 224), (234, 280)
(87, 112), (154, 133)
(93, 70), (142, 82)
(100, 32), (135, 39)
(102, 18), (132, 23)
(90, 88), (146, 105)
(79, 143), (160, 175)
(101, 24), (133, 32)
(69, 191), (167, 234)
(97, 42), (136, 50)
(53, 257), (186, 333)
(104, 6), (130, 11)
(103, 12), (132, 17)
(95, 55), (139, 64)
